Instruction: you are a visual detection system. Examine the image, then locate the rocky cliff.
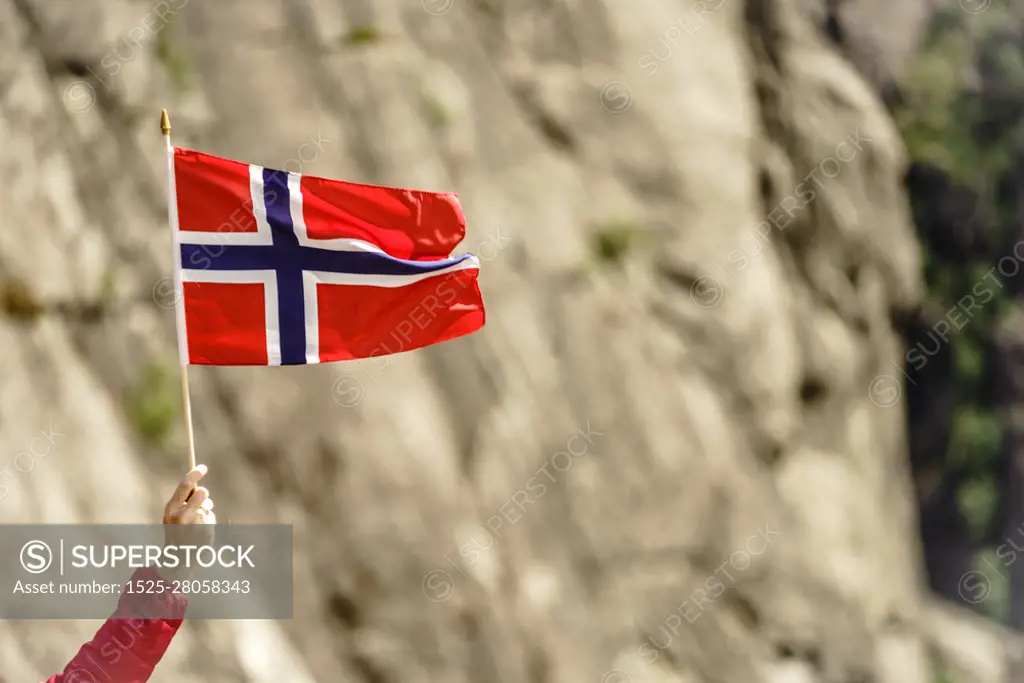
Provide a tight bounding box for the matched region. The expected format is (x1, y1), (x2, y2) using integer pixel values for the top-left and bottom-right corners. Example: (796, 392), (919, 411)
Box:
(1, 0), (1022, 681)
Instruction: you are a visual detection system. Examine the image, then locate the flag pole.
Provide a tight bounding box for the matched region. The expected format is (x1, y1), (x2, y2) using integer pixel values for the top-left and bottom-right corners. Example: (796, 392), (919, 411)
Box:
(161, 109), (197, 471)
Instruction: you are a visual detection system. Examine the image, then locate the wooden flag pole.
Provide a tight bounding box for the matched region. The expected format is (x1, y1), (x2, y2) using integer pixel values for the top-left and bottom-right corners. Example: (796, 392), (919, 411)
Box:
(161, 109), (197, 471)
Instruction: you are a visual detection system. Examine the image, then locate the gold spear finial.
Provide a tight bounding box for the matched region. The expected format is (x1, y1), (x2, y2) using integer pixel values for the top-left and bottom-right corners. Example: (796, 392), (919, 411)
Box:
(160, 109), (171, 136)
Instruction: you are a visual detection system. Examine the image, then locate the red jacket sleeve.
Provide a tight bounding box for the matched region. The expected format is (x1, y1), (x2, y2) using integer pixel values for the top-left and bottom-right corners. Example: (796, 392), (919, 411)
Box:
(43, 567), (187, 683)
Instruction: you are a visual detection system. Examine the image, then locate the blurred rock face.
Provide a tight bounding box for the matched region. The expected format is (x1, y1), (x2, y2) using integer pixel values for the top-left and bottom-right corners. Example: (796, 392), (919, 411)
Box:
(0, 0), (1021, 682)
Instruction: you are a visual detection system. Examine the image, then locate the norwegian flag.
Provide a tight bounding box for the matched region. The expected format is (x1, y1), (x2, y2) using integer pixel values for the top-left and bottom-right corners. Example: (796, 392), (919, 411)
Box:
(166, 148), (485, 366)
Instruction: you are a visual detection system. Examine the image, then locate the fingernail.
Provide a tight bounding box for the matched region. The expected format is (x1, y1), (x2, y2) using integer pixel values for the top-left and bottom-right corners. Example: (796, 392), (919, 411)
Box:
(197, 464), (208, 474)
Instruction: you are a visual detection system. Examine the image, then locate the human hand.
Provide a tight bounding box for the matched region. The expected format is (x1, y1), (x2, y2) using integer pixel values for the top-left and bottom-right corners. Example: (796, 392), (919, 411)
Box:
(163, 464), (216, 526)
(160, 464), (216, 582)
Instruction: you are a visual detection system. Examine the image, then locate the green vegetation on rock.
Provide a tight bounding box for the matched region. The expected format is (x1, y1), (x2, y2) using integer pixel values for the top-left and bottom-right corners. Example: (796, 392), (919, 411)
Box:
(154, 16), (191, 93)
(894, 0), (1024, 622)
(422, 93), (452, 129)
(893, 20), (977, 182)
(593, 219), (642, 264)
(126, 361), (179, 446)
(344, 26), (382, 45)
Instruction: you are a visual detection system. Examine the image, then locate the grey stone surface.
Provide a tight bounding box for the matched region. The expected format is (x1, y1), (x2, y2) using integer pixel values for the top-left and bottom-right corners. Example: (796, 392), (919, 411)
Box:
(0, 0), (1019, 681)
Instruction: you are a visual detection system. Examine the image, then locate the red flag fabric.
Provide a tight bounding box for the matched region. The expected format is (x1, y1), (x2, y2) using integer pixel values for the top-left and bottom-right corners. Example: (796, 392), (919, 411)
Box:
(166, 148), (485, 366)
